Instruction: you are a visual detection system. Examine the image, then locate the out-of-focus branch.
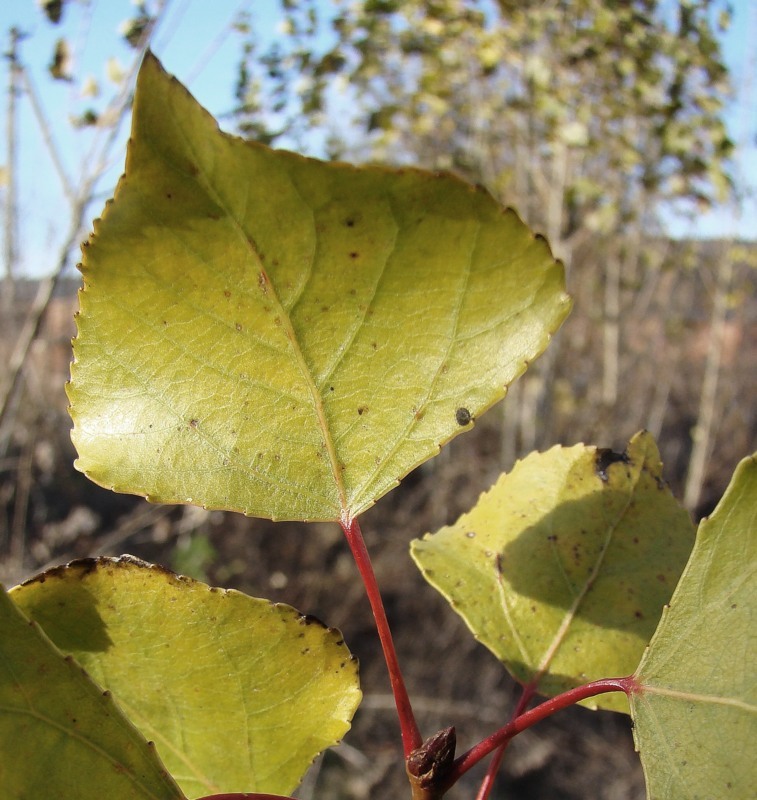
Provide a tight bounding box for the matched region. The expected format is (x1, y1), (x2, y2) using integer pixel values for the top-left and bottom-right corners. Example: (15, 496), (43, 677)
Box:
(0, 212), (81, 457)
(684, 2), (756, 512)
(683, 243), (734, 511)
(18, 65), (74, 202)
(183, 0), (252, 87)
(0, 6), (170, 457)
(3, 27), (22, 315)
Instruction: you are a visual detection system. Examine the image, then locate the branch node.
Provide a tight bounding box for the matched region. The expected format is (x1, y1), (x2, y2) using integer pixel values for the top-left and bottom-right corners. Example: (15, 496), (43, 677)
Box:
(406, 726), (456, 800)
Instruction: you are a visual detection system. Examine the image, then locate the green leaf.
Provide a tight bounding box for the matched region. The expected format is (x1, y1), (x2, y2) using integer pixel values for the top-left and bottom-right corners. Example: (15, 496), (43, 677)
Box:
(11, 556), (361, 798)
(68, 52), (570, 522)
(411, 431), (695, 712)
(630, 454), (756, 799)
(0, 582), (185, 800)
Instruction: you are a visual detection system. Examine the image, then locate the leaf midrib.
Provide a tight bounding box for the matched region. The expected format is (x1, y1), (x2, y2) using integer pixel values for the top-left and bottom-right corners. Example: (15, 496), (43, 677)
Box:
(533, 453), (641, 681)
(636, 685), (757, 711)
(0, 703), (179, 799)
(153, 115), (348, 518)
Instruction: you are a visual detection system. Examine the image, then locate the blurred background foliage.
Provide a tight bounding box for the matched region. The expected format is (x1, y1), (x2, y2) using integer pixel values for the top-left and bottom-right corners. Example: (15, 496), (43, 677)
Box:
(0, 1), (754, 798)
(230, 0), (753, 517)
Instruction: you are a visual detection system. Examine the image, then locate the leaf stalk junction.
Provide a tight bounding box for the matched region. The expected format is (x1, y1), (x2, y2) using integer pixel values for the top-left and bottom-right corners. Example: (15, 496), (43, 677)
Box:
(340, 514), (637, 799)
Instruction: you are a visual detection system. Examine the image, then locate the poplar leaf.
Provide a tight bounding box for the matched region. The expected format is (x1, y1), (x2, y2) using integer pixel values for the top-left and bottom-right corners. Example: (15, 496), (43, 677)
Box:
(11, 556), (361, 798)
(67, 52), (570, 522)
(411, 431), (695, 712)
(630, 454), (756, 799)
(0, 583), (184, 800)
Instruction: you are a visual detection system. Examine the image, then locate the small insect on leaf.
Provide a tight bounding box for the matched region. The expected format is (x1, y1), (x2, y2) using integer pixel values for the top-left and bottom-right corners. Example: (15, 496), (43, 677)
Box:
(455, 408), (472, 426)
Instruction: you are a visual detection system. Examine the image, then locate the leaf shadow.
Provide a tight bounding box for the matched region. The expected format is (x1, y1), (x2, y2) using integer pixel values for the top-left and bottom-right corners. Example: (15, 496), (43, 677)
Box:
(494, 460), (691, 638)
(13, 571), (113, 653)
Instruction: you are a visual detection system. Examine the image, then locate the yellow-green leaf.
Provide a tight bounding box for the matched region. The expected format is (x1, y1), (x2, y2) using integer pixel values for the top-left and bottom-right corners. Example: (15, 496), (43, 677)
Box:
(411, 431), (694, 712)
(11, 556), (361, 798)
(67, 52), (570, 522)
(0, 583), (185, 800)
(630, 454), (756, 799)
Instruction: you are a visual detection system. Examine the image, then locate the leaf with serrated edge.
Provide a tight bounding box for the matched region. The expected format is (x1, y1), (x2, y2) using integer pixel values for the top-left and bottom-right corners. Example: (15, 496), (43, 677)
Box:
(11, 556), (361, 798)
(67, 52), (570, 522)
(0, 583), (185, 800)
(630, 454), (756, 799)
(411, 431), (695, 712)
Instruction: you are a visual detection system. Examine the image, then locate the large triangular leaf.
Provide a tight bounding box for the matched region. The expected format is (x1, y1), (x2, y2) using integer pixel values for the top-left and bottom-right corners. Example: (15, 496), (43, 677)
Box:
(11, 556), (361, 798)
(630, 454), (756, 799)
(0, 583), (185, 800)
(411, 431), (695, 712)
(67, 52), (570, 522)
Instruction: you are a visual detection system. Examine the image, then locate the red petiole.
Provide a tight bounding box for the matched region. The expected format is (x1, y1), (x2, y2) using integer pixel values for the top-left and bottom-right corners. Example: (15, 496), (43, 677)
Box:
(474, 683), (537, 800)
(341, 514), (423, 756)
(339, 514), (640, 797)
(196, 794), (293, 799)
(446, 676), (637, 790)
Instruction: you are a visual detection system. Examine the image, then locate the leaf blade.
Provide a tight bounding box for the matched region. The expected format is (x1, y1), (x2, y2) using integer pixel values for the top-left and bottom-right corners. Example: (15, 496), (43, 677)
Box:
(0, 583), (185, 800)
(11, 556), (362, 798)
(68, 52), (570, 521)
(630, 453), (756, 799)
(411, 431), (695, 712)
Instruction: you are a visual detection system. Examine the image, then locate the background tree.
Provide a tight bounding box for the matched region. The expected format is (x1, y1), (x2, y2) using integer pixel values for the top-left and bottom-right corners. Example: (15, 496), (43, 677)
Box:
(0, 3), (754, 795)
(234, 0), (752, 513)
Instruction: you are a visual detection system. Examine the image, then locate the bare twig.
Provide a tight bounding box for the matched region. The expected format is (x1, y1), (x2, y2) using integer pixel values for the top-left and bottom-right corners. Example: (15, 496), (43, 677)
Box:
(684, 2), (756, 511)
(18, 65), (75, 202)
(0, 218), (79, 457)
(0, 3), (173, 456)
(683, 243), (734, 511)
(87, 503), (173, 557)
(184, 0), (252, 87)
(3, 27), (22, 315)
(9, 430), (34, 573)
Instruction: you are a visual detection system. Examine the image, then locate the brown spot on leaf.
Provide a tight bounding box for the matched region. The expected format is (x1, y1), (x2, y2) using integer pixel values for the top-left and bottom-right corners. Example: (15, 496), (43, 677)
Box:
(455, 407), (472, 426)
(298, 613), (328, 629)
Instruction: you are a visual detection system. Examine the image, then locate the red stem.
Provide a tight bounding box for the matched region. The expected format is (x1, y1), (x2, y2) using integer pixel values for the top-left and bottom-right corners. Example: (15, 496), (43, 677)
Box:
(196, 795), (292, 799)
(341, 514), (423, 756)
(446, 676), (635, 788)
(474, 684), (536, 800)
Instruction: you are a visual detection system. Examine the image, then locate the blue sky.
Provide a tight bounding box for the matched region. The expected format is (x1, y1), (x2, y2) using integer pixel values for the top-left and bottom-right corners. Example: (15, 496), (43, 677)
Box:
(0, 0), (754, 279)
